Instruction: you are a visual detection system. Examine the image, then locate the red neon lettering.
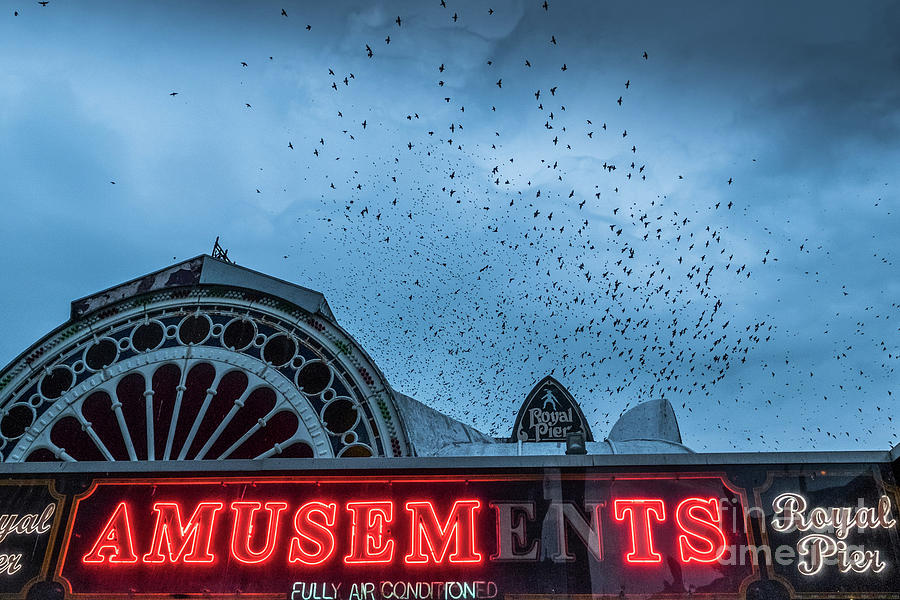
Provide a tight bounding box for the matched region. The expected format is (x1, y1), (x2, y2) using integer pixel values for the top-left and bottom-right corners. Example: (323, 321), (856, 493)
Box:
(404, 500), (482, 564)
(82, 502), (138, 564)
(676, 497), (727, 563)
(230, 501), (288, 564)
(614, 498), (666, 564)
(288, 502), (336, 565)
(345, 501), (394, 564)
(142, 502), (223, 564)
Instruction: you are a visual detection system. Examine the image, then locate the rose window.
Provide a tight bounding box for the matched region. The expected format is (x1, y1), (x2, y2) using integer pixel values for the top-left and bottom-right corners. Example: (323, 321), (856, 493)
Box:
(0, 298), (406, 461)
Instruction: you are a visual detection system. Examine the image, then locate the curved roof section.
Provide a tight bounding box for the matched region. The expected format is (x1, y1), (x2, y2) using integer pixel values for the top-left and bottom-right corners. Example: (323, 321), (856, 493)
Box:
(607, 398), (683, 444)
(393, 390), (495, 456)
(70, 255), (334, 321)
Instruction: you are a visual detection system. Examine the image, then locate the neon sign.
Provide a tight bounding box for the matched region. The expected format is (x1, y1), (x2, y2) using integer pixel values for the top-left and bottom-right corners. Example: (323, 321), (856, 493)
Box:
(56, 474), (755, 598)
(771, 493), (897, 576)
(0, 481), (62, 598)
(76, 497), (735, 569)
(0, 503), (54, 576)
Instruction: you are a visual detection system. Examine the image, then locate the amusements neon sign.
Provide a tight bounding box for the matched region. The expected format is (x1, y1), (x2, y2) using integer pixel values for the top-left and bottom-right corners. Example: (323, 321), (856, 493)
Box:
(55, 475), (756, 598)
(78, 496), (729, 567)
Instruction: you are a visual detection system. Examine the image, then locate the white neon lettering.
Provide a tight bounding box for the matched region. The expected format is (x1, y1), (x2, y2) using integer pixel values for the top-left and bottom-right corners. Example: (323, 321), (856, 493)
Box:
(773, 493), (896, 576)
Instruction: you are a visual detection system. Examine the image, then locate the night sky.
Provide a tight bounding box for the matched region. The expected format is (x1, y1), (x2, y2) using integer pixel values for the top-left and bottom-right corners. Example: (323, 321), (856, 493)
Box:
(1, 1), (898, 452)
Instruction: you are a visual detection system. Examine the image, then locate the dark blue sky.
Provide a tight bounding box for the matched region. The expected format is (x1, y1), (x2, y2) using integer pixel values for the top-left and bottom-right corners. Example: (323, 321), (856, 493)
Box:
(1, 1), (898, 452)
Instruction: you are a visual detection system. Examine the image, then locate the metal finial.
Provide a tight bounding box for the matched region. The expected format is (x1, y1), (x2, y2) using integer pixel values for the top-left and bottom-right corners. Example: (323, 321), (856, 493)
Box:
(211, 236), (234, 264)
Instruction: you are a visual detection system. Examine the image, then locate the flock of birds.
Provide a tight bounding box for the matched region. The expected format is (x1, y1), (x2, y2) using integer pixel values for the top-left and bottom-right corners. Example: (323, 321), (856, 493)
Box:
(15, 1), (898, 451)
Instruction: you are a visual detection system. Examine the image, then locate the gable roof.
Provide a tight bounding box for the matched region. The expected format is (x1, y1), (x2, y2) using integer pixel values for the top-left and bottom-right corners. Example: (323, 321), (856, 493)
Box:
(70, 255), (333, 320)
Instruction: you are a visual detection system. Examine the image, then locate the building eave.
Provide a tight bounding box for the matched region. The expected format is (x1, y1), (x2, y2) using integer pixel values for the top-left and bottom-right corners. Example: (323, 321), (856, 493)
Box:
(0, 450), (894, 475)
(69, 255), (334, 321)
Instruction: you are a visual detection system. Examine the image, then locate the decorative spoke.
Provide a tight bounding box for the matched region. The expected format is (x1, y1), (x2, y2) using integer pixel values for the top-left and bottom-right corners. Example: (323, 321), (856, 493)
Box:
(177, 369), (226, 460)
(163, 360), (190, 460)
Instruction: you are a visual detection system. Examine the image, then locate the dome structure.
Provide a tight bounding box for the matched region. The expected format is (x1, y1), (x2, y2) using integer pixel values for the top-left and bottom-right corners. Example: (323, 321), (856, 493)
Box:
(607, 398), (683, 444)
(0, 255), (418, 462)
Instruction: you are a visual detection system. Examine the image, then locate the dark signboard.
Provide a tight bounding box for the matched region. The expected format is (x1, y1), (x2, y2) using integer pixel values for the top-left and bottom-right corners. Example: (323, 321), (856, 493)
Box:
(0, 480), (64, 599)
(511, 376), (593, 443)
(757, 468), (900, 598)
(0, 459), (898, 599)
(56, 473), (754, 599)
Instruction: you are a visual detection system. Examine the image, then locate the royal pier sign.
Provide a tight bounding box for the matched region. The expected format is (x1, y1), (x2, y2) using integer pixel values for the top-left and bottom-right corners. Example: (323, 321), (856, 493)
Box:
(511, 376), (593, 443)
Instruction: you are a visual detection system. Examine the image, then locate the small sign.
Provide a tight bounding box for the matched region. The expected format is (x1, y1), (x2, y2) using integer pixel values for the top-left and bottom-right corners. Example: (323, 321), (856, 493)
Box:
(757, 468), (900, 597)
(510, 376), (593, 443)
(0, 480), (63, 598)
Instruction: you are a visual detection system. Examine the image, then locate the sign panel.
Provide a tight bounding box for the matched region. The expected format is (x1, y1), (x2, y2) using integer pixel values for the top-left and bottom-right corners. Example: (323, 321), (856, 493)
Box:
(56, 473), (753, 599)
(0, 480), (63, 599)
(511, 376), (593, 442)
(757, 468), (900, 598)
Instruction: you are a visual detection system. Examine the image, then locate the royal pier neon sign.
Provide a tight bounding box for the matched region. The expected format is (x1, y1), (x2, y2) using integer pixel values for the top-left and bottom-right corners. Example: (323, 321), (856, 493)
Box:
(771, 493), (897, 576)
